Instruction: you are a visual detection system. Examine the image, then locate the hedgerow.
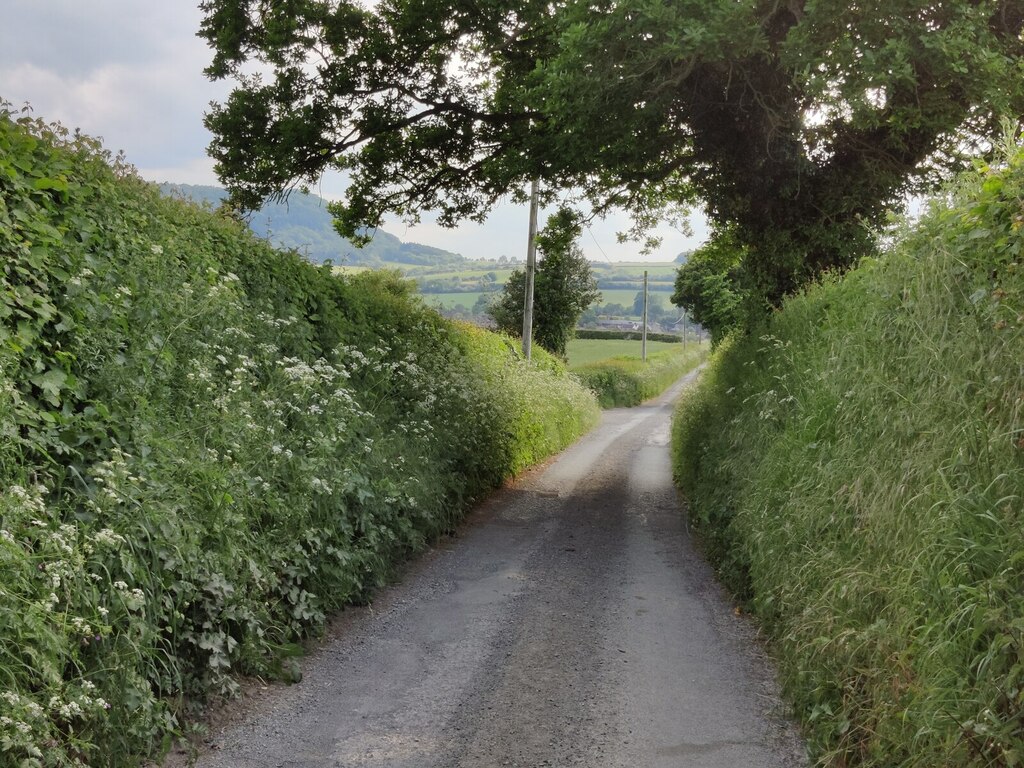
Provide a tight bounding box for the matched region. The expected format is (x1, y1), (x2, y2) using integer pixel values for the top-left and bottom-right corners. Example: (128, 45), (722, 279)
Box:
(672, 141), (1024, 766)
(573, 346), (706, 408)
(572, 328), (683, 343)
(0, 107), (599, 766)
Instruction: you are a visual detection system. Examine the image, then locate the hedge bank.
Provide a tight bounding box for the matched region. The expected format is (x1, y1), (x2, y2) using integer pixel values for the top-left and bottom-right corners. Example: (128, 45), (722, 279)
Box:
(0, 109), (599, 766)
(672, 148), (1024, 767)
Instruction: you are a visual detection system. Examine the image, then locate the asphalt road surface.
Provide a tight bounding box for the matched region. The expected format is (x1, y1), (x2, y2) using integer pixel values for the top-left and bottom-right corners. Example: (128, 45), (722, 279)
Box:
(192, 370), (807, 768)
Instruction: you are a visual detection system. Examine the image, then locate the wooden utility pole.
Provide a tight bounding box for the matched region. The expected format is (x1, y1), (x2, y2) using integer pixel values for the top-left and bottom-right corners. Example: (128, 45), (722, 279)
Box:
(682, 308), (688, 348)
(521, 179), (540, 360)
(641, 270), (648, 362)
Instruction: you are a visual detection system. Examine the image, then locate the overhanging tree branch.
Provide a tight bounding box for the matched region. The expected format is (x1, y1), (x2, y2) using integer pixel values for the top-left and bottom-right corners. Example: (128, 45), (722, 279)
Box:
(201, 0), (1024, 305)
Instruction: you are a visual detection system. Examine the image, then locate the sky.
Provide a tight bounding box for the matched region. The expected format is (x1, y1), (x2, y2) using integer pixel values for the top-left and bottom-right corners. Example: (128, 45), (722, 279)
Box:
(1, 1), (708, 262)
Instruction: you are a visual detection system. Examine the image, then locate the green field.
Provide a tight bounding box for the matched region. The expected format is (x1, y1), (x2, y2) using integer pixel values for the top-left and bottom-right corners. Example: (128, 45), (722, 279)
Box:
(595, 287), (674, 307)
(591, 262), (680, 278)
(330, 264), (372, 276)
(566, 338), (684, 367)
(407, 262), (677, 281)
(408, 262), (679, 280)
(570, 342), (707, 407)
(420, 288), (676, 313)
(421, 291), (495, 309)
(410, 267), (518, 281)
(408, 261), (681, 316)
(411, 262), (682, 317)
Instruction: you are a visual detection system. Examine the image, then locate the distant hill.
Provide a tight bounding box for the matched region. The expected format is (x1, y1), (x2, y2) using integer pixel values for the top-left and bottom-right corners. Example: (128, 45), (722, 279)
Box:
(159, 184), (466, 267)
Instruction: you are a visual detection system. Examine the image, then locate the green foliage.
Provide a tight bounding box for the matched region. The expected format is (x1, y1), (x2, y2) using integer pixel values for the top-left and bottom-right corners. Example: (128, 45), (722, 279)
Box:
(671, 141), (1024, 766)
(671, 230), (749, 343)
(456, 324), (601, 473)
(0, 109), (598, 766)
(573, 345), (706, 408)
(488, 210), (601, 357)
(201, 0), (1024, 307)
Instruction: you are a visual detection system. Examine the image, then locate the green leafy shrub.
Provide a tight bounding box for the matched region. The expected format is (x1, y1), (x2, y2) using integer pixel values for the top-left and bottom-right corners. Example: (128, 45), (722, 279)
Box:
(573, 346), (707, 408)
(672, 145), (1024, 766)
(671, 229), (748, 343)
(0, 107), (598, 766)
(487, 209), (601, 358)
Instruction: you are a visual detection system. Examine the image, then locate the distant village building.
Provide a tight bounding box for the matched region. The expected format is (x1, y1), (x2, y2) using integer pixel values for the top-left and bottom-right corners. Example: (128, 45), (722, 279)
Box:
(595, 319), (641, 331)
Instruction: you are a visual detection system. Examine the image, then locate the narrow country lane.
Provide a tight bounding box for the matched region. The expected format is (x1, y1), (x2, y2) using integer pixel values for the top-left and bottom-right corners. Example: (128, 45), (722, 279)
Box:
(191, 370), (807, 768)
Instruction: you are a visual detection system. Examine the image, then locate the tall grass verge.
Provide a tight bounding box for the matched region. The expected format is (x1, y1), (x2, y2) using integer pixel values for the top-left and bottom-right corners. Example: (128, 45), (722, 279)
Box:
(573, 345), (707, 408)
(0, 108), (598, 766)
(672, 146), (1023, 766)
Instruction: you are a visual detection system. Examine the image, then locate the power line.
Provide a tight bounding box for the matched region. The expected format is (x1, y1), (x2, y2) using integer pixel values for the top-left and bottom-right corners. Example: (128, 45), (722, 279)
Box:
(585, 224), (610, 261)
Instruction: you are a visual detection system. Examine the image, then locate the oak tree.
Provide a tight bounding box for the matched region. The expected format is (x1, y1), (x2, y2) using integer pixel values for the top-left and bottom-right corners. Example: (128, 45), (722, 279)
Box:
(200, 0), (1024, 304)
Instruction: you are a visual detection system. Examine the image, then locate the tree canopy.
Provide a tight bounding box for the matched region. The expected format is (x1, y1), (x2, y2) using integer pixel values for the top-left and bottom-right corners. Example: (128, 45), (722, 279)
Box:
(200, 0), (1024, 304)
(672, 230), (748, 343)
(487, 209), (600, 356)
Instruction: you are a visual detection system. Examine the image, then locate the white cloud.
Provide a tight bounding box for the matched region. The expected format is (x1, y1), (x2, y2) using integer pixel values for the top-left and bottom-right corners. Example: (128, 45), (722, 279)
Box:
(3, 61), (213, 155)
(382, 202), (709, 262)
(1, 2), (707, 261)
(139, 156), (221, 187)
(3, 2), (206, 76)
(2, 2), (224, 175)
